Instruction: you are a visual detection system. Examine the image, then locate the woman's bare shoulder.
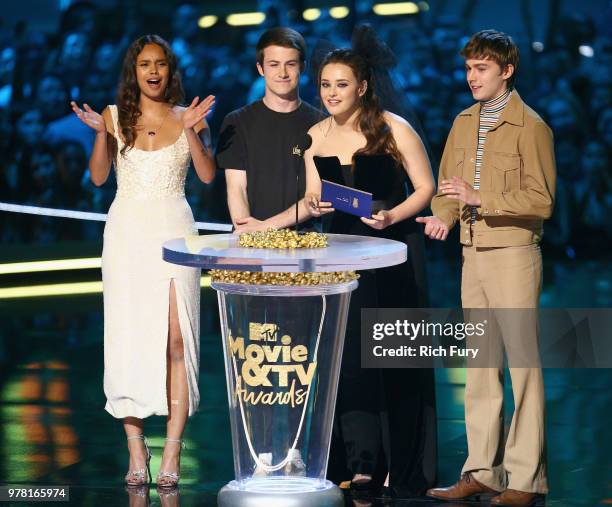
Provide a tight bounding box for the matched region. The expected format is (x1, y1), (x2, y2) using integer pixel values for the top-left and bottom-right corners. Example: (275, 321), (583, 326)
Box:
(172, 104), (187, 117)
(384, 110), (410, 128)
(384, 110), (419, 140)
(309, 117), (332, 137)
(307, 117), (332, 148)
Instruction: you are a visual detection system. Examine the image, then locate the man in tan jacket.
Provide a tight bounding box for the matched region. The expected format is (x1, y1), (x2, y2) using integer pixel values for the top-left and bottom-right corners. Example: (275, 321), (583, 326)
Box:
(419, 30), (556, 506)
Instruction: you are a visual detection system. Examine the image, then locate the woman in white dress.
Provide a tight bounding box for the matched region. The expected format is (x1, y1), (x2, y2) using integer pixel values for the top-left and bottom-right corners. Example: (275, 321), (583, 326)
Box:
(70, 35), (215, 488)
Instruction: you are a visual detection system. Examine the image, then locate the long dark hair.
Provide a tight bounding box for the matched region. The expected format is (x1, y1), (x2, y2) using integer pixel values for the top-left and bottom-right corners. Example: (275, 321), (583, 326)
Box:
(116, 35), (184, 156)
(310, 24), (428, 165)
(318, 48), (403, 167)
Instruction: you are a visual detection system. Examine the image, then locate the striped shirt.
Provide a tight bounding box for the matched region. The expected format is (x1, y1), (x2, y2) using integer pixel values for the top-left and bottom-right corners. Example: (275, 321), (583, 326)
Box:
(471, 88), (512, 223)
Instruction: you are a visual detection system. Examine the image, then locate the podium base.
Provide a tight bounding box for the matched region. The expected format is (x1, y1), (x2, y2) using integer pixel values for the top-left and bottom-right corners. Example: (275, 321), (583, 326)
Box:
(217, 478), (344, 507)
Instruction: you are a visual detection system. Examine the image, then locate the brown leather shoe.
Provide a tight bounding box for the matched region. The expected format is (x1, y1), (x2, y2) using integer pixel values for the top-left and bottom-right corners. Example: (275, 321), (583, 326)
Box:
(426, 472), (500, 501)
(490, 489), (545, 506)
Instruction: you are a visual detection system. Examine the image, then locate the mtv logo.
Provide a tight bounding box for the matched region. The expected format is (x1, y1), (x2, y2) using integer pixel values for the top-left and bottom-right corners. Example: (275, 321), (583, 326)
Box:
(249, 322), (278, 342)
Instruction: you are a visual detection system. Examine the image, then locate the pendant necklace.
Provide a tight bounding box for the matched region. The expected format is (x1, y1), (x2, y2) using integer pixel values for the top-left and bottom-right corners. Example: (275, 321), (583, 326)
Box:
(142, 107), (172, 136)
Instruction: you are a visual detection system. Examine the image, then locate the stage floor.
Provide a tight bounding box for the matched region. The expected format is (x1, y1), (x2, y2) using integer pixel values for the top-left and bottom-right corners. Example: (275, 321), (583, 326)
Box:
(0, 259), (611, 506)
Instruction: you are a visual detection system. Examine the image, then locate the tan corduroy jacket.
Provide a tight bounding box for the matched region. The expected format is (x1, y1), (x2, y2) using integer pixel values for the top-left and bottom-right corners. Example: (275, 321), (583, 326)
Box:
(431, 91), (556, 247)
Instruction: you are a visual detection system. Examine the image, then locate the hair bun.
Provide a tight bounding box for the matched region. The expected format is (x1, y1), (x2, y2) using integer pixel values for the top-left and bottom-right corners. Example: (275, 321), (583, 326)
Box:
(351, 24), (396, 70)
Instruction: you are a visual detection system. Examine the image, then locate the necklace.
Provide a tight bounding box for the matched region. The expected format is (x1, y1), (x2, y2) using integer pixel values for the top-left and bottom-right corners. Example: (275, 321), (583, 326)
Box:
(139, 107), (172, 137)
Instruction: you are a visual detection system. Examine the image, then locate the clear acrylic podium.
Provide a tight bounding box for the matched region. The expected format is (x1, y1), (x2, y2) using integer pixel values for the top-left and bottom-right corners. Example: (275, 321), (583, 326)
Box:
(163, 233), (406, 507)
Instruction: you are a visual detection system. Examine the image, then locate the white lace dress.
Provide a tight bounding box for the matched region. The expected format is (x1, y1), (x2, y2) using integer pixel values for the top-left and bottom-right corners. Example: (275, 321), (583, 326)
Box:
(103, 104), (200, 419)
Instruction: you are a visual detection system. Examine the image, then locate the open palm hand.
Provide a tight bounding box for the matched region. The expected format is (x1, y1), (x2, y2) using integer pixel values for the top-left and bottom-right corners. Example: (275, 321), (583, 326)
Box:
(71, 101), (105, 133)
(183, 95), (215, 130)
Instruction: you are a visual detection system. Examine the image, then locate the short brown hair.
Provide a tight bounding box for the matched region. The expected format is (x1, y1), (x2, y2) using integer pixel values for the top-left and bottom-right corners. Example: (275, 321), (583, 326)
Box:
(256, 27), (306, 69)
(460, 29), (519, 87)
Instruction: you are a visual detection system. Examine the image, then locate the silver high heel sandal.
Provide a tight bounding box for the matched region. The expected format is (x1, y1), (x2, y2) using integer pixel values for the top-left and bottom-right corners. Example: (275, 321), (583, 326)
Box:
(125, 435), (152, 486)
(157, 438), (185, 488)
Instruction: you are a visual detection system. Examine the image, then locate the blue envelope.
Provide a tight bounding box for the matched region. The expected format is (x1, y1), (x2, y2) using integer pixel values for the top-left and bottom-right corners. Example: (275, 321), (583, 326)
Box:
(321, 179), (373, 218)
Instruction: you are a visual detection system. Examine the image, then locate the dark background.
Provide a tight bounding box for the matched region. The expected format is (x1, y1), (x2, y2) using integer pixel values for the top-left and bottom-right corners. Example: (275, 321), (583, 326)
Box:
(0, 2), (610, 506)
(1, 0), (610, 264)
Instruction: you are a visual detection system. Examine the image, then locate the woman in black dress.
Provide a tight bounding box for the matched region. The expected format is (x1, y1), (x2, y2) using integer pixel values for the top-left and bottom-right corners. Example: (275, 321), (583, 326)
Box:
(303, 26), (438, 497)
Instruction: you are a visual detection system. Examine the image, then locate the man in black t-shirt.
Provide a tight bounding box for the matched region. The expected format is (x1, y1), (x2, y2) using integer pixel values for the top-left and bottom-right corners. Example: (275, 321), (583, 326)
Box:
(214, 27), (323, 478)
(216, 27), (323, 232)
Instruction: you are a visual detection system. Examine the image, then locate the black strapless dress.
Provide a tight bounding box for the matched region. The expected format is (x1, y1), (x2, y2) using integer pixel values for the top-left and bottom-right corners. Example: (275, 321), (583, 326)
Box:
(314, 154), (437, 494)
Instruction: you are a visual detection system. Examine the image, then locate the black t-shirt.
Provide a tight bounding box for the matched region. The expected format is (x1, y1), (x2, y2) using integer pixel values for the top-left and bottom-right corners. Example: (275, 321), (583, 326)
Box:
(216, 100), (324, 221)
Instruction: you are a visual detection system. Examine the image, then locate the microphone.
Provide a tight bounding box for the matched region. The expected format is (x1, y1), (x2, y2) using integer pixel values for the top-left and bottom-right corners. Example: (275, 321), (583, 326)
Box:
(292, 134), (312, 232)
